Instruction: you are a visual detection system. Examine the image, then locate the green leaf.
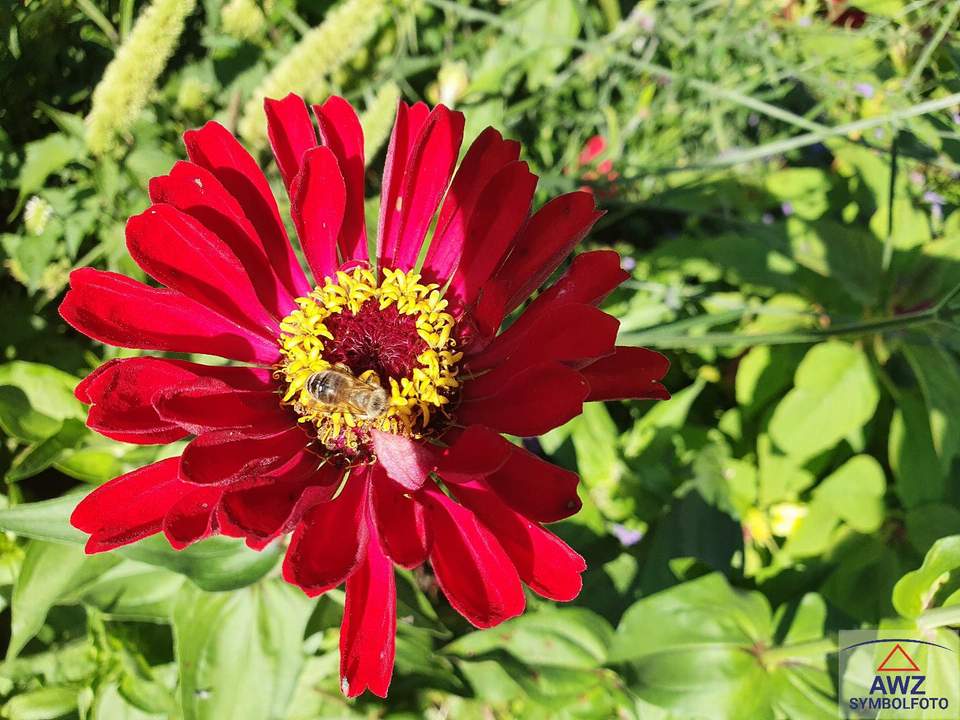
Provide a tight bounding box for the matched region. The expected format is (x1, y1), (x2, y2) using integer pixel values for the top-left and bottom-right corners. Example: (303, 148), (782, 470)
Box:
(7, 540), (119, 659)
(892, 535), (960, 619)
(735, 345), (805, 418)
(444, 607), (614, 670)
(814, 455), (885, 534)
(612, 576), (835, 717)
(889, 391), (947, 508)
(15, 133), (85, 208)
(769, 342), (878, 462)
(0, 386), (62, 443)
(0, 494), (280, 591)
(173, 580), (313, 720)
(903, 342), (960, 473)
(610, 573), (771, 662)
(0, 361), (84, 442)
(571, 403), (626, 519)
(68, 561), (185, 620)
(1, 685), (79, 720)
(7, 419), (89, 483)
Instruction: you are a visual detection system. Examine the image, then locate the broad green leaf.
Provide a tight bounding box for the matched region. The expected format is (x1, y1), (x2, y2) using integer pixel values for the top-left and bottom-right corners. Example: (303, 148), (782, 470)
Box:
(692, 441), (756, 518)
(610, 573), (771, 662)
(571, 403), (625, 519)
(905, 504), (960, 555)
(903, 342), (960, 473)
(815, 455), (885, 533)
(735, 345), (805, 418)
(608, 575), (837, 719)
(769, 342), (878, 462)
(892, 535), (960, 619)
(444, 607), (613, 669)
(7, 419), (89, 483)
(780, 494), (841, 559)
(7, 540), (119, 659)
(757, 434), (814, 506)
(15, 132), (84, 206)
(0, 362), (84, 421)
(68, 561), (185, 620)
(0, 386), (62, 443)
(174, 580), (313, 720)
(627, 646), (774, 720)
(0, 494), (280, 591)
(889, 391), (947, 508)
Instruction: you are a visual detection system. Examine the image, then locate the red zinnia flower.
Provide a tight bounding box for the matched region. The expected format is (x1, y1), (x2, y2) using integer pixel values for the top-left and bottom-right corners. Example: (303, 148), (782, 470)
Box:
(574, 134), (619, 197)
(60, 94), (669, 697)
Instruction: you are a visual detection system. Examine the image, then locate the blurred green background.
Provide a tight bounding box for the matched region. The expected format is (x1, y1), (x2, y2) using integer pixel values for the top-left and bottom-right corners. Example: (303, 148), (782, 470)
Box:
(1, 0), (960, 718)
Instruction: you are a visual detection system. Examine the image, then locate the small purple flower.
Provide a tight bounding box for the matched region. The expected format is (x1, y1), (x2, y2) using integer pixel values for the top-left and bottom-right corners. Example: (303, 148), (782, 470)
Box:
(952, 111), (960, 125)
(781, 201), (794, 217)
(798, 16), (812, 27)
(620, 256), (637, 271)
(924, 191), (945, 224)
(854, 82), (875, 99)
(611, 523), (644, 547)
(762, 212), (775, 225)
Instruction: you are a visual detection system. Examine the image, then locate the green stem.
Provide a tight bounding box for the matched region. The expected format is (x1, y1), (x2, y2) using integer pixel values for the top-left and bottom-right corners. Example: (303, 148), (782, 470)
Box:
(904, 0), (959, 94)
(75, 0), (119, 45)
(619, 307), (938, 350)
(762, 637), (837, 665)
(917, 604), (960, 631)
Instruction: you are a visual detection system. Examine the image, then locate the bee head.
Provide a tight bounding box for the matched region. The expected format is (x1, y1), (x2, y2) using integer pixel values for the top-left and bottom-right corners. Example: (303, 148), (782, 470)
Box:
(363, 387), (389, 419)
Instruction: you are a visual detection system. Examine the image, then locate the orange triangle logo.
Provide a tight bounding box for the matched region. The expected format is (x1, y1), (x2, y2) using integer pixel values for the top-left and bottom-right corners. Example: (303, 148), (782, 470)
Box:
(877, 643), (921, 672)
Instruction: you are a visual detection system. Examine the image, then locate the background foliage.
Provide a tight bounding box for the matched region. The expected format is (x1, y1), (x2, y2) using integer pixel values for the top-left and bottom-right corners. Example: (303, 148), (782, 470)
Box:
(1, 0), (960, 717)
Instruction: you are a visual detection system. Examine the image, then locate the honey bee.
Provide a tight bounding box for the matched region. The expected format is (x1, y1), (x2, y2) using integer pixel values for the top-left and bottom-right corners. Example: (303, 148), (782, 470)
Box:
(305, 364), (389, 420)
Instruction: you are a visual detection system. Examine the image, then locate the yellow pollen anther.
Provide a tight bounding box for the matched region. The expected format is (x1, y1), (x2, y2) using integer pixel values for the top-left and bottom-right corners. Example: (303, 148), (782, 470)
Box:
(275, 267), (460, 457)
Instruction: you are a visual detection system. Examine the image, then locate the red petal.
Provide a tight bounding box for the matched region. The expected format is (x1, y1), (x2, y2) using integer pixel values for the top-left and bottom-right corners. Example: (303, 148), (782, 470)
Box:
(380, 105), (465, 270)
(183, 121), (310, 297)
(340, 508), (396, 698)
(314, 96), (368, 263)
(180, 427), (308, 485)
(283, 473), (369, 596)
(580, 346), (671, 401)
(371, 430), (437, 491)
(444, 162), (537, 311)
(162, 485), (223, 550)
(485, 444), (581, 523)
(370, 463), (429, 568)
(452, 479), (585, 601)
(423, 483), (524, 628)
(71, 457), (191, 552)
(436, 425), (512, 481)
(149, 161), (294, 318)
(466, 250), (627, 371)
(457, 362), (589, 437)
(494, 192), (603, 313)
(264, 94), (318, 194)
(422, 128), (520, 285)
(377, 102), (431, 268)
(462, 304), (618, 399)
(154, 379), (295, 437)
(60, 268), (280, 364)
(290, 146), (345, 285)
(221, 459), (340, 549)
(78, 358), (273, 444)
(126, 204), (276, 338)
